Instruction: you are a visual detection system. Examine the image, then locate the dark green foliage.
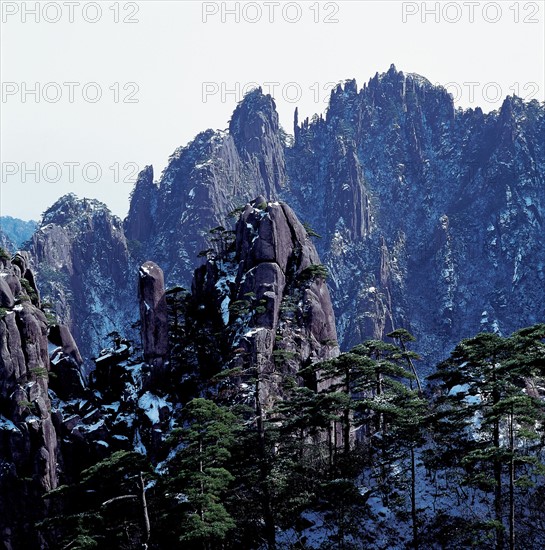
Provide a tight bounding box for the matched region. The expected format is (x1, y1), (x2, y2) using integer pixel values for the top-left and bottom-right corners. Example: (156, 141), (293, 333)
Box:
(272, 349), (297, 365)
(0, 246), (11, 260)
(33, 324), (545, 549)
(197, 247), (214, 259)
(208, 226), (236, 257)
(43, 309), (57, 326)
(19, 277), (38, 303)
(40, 451), (153, 550)
(316, 479), (369, 547)
(227, 205), (246, 219)
(159, 399), (238, 547)
(29, 367), (49, 380)
(302, 221), (322, 239)
(428, 326), (545, 549)
(299, 264), (329, 282)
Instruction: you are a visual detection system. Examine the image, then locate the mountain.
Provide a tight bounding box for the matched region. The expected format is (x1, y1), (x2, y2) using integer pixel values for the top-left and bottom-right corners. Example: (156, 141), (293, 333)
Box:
(29, 194), (137, 363)
(0, 252), (59, 547)
(125, 66), (545, 370)
(0, 196), (340, 549)
(3, 195), (545, 549)
(0, 229), (15, 254)
(3, 65), (545, 548)
(287, 66), (545, 367)
(29, 66), (545, 372)
(0, 216), (38, 251)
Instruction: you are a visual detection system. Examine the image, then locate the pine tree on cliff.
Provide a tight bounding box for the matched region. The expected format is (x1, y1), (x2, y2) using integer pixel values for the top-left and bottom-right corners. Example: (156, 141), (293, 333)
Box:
(429, 325), (545, 550)
(161, 398), (238, 548)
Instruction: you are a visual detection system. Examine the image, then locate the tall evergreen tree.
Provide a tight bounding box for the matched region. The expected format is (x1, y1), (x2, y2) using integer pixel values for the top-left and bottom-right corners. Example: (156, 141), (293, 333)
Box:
(161, 398), (238, 549)
(39, 451), (152, 550)
(429, 325), (545, 550)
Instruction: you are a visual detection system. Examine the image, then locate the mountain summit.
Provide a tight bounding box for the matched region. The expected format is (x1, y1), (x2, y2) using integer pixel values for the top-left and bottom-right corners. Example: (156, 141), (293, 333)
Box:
(26, 67), (545, 369)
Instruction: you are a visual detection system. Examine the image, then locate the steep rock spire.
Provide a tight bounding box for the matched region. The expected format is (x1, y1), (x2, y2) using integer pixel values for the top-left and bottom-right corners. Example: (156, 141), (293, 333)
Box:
(192, 197), (339, 407)
(138, 261), (169, 371)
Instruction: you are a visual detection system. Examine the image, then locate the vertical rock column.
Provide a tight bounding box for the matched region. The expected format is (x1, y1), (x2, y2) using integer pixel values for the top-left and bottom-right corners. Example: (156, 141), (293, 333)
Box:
(138, 262), (169, 374)
(0, 255), (59, 548)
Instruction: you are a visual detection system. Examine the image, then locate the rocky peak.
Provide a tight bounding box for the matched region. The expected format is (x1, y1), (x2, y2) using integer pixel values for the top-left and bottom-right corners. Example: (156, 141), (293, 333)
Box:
(138, 261), (168, 372)
(124, 165), (157, 243)
(229, 88), (280, 147)
(123, 88), (289, 294)
(30, 194), (136, 362)
(41, 193), (109, 227)
(192, 197), (339, 406)
(229, 88), (287, 197)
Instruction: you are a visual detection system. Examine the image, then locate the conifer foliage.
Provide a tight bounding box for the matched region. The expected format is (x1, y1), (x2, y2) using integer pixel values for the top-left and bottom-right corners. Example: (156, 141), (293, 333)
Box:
(38, 325), (545, 549)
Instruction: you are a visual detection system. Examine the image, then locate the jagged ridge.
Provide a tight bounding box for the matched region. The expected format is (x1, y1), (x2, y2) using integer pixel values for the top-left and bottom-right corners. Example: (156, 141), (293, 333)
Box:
(25, 66), (545, 372)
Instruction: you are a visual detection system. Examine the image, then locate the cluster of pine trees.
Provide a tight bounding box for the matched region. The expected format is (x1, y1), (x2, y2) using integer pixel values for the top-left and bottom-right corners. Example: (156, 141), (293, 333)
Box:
(37, 322), (545, 549)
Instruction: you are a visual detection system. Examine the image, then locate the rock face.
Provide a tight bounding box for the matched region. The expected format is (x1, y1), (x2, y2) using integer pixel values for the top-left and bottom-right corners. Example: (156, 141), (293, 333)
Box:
(48, 324), (83, 366)
(191, 197), (339, 407)
(124, 88), (286, 286)
(27, 67), (545, 372)
(138, 261), (168, 369)
(29, 194), (137, 363)
(287, 67), (545, 368)
(0, 217), (37, 251)
(0, 254), (58, 548)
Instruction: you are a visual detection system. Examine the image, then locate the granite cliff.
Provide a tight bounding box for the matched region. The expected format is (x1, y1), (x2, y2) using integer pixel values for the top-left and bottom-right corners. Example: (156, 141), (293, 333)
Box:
(1, 198), (339, 548)
(27, 66), (545, 373)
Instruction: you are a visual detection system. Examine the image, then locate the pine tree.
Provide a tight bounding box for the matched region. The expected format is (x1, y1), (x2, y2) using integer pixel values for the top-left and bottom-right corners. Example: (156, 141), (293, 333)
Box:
(429, 325), (545, 550)
(308, 352), (374, 456)
(162, 398), (238, 549)
(39, 451), (152, 549)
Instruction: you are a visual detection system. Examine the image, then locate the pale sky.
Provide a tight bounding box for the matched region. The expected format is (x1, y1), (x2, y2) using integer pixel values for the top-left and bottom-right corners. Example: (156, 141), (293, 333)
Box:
(1, 0), (544, 221)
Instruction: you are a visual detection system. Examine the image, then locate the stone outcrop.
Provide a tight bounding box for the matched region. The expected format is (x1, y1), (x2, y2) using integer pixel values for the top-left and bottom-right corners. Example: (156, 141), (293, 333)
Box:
(29, 194), (137, 363)
(124, 165), (157, 244)
(48, 324), (86, 399)
(138, 261), (168, 370)
(192, 197), (339, 407)
(0, 255), (58, 548)
(49, 324), (83, 366)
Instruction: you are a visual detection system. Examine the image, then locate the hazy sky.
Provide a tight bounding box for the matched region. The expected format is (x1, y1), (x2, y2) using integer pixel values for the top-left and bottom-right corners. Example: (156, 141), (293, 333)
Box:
(1, 0), (544, 220)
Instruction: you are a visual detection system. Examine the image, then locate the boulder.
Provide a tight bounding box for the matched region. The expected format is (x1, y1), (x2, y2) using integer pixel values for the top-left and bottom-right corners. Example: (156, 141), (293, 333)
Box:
(0, 277), (15, 308)
(48, 324), (83, 366)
